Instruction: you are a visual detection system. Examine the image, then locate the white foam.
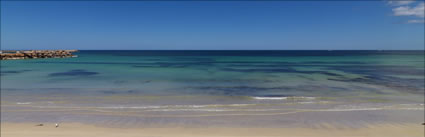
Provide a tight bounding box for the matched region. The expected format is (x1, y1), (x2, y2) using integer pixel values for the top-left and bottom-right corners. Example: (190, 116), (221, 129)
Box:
(297, 101), (315, 104)
(146, 109), (228, 112)
(294, 97), (316, 100)
(96, 104), (253, 109)
(146, 108), (282, 112)
(228, 104), (252, 107)
(320, 108), (384, 112)
(98, 106), (162, 109)
(319, 104), (425, 112)
(398, 108), (425, 110)
(252, 97), (288, 100)
(16, 102), (32, 105)
(252, 96), (316, 100)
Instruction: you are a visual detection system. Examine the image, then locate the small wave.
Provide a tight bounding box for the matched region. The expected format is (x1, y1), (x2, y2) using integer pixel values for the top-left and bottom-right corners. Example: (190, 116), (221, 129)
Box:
(146, 109), (228, 112)
(320, 104), (425, 112)
(297, 101), (315, 104)
(16, 102), (32, 105)
(320, 108), (384, 112)
(320, 107), (424, 112)
(97, 106), (163, 109)
(253, 97), (287, 100)
(31, 104), (256, 110)
(23, 103), (424, 113)
(399, 104), (424, 106)
(252, 96), (315, 100)
(96, 104), (253, 109)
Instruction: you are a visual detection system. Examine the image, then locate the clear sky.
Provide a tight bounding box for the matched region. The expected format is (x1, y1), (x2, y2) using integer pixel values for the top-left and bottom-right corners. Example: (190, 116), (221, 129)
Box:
(1, 1), (424, 50)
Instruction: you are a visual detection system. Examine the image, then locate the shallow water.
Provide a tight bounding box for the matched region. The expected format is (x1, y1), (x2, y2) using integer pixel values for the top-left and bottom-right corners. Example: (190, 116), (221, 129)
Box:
(1, 50), (424, 127)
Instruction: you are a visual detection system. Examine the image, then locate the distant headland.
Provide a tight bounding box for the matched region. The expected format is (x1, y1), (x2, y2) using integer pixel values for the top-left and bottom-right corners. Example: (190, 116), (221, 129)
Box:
(0, 50), (78, 60)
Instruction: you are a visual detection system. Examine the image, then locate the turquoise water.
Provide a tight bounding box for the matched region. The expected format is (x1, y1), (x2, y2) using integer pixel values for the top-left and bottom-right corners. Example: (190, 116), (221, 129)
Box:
(1, 50), (424, 127)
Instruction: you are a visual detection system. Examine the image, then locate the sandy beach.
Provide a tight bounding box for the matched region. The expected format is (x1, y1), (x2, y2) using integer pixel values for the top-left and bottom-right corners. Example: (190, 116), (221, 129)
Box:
(1, 122), (424, 137)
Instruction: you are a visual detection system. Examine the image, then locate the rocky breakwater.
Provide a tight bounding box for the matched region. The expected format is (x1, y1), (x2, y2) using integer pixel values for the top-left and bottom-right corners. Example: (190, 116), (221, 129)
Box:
(0, 50), (78, 60)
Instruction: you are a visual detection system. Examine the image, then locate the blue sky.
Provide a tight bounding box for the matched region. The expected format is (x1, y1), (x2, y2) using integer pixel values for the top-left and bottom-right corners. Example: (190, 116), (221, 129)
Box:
(1, 1), (424, 50)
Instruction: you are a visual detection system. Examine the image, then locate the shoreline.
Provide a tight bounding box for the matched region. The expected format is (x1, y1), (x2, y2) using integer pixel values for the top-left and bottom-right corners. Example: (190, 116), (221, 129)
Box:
(2, 122), (424, 137)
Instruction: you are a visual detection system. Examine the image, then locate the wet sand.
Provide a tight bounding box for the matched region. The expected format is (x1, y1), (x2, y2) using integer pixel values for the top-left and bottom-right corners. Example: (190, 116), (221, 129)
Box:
(1, 122), (424, 137)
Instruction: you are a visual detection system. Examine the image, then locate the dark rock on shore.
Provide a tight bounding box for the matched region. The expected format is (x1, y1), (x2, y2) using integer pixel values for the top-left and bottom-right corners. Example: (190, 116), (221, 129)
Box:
(0, 50), (78, 60)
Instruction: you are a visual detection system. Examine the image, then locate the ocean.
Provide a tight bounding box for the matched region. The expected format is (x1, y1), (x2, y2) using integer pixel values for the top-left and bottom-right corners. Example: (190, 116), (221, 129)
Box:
(1, 50), (424, 128)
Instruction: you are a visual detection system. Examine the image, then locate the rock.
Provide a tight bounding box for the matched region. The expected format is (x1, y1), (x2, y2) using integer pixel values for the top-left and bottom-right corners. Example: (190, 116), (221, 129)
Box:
(0, 50), (78, 60)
